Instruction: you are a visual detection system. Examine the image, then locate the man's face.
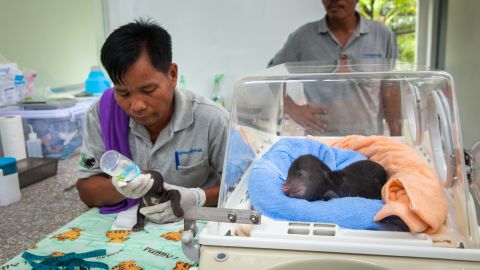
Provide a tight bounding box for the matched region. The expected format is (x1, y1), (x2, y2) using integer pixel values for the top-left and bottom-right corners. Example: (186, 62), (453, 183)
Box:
(322, 0), (357, 20)
(113, 52), (178, 128)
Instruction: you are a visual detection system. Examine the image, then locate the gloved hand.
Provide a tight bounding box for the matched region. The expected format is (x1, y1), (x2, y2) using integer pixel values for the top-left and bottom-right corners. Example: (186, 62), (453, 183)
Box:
(139, 183), (206, 223)
(111, 173), (154, 199)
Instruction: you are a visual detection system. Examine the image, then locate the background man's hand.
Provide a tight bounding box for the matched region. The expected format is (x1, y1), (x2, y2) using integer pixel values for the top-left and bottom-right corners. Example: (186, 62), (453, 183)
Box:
(284, 95), (328, 134)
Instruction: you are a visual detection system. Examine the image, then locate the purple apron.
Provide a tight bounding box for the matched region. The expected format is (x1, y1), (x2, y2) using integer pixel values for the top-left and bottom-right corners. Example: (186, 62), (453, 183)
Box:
(98, 88), (139, 214)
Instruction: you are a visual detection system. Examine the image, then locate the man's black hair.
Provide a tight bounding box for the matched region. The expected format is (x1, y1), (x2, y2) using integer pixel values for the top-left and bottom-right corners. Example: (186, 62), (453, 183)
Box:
(100, 18), (172, 85)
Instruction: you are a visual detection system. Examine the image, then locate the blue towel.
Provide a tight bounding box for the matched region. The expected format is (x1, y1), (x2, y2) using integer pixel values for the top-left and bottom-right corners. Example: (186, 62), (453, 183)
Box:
(248, 138), (386, 230)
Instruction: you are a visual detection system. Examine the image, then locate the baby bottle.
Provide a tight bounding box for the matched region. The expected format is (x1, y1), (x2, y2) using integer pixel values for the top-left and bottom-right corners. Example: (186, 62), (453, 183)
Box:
(100, 150), (141, 187)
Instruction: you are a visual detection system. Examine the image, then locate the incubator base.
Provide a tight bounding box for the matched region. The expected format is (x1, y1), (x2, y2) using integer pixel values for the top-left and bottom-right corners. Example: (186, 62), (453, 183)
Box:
(198, 245), (480, 270)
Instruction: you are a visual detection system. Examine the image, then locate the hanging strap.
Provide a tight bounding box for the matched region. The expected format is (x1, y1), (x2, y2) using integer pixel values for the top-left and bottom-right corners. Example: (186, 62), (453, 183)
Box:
(22, 249), (109, 270)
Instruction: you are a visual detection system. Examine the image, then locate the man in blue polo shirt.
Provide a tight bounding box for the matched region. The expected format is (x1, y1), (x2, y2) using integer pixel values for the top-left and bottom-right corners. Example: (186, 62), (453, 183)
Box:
(269, 0), (400, 136)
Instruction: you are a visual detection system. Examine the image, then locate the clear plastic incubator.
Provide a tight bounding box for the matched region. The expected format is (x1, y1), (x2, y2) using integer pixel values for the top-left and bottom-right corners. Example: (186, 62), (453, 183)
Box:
(180, 61), (480, 269)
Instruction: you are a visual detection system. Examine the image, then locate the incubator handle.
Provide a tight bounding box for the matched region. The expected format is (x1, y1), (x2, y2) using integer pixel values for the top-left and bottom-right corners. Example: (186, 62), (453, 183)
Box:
(402, 81), (422, 145)
(465, 141), (480, 204)
(427, 90), (455, 188)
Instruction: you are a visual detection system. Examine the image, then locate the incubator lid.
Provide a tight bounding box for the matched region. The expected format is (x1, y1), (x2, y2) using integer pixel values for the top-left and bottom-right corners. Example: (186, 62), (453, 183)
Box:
(468, 140), (480, 203)
(256, 59), (418, 77)
(243, 60), (377, 79)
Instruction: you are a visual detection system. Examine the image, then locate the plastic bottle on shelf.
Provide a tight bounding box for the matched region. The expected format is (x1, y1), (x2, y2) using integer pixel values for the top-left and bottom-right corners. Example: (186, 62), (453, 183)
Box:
(14, 74), (26, 101)
(26, 124), (43, 158)
(0, 69), (9, 106)
(1, 71), (17, 105)
(100, 150), (141, 187)
(211, 73), (225, 107)
(84, 65), (111, 95)
(0, 157), (21, 206)
(23, 71), (37, 98)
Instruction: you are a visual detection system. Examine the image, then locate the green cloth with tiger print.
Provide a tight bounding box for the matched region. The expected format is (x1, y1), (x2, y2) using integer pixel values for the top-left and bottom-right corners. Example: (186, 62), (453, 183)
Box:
(1, 208), (201, 270)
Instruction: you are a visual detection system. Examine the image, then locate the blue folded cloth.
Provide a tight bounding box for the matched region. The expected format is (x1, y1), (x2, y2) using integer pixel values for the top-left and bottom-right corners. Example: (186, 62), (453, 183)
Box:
(248, 137), (386, 230)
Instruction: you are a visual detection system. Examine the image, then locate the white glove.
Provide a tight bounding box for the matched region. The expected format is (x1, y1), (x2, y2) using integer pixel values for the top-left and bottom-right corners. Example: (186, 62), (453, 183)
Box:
(112, 173), (154, 199)
(139, 183), (206, 223)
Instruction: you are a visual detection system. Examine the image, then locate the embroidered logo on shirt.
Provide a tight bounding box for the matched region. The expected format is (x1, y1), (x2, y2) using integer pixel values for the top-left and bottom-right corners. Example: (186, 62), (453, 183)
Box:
(79, 152), (95, 169)
(174, 148), (203, 170)
(363, 53), (383, 59)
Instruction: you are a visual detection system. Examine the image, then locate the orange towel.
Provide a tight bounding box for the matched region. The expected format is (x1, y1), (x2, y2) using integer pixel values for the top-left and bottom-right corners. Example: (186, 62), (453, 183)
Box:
(309, 135), (448, 234)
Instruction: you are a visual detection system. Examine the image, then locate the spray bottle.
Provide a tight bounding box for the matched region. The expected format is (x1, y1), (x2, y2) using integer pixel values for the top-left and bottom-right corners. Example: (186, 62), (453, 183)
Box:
(26, 124), (43, 158)
(212, 73), (225, 107)
(179, 75), (187, 90)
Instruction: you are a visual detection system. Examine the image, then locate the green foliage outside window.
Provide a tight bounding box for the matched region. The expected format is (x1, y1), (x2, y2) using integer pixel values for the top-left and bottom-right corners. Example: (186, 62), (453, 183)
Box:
(358, 0), (417, 63)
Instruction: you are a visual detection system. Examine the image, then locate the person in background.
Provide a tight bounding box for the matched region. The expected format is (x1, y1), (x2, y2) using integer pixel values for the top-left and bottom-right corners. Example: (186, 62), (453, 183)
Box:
(269, 0), (401, 136)
(76, 19), (229, 224)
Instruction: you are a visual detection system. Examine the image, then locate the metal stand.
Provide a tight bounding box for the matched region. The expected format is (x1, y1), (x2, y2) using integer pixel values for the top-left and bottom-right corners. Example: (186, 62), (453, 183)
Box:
(181, 206), (261, 261)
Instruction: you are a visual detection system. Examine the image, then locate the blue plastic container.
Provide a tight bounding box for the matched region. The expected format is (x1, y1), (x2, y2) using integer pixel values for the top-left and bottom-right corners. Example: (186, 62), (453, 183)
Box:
(0, 157), (17, 176)
(84, 66), (111, 95)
